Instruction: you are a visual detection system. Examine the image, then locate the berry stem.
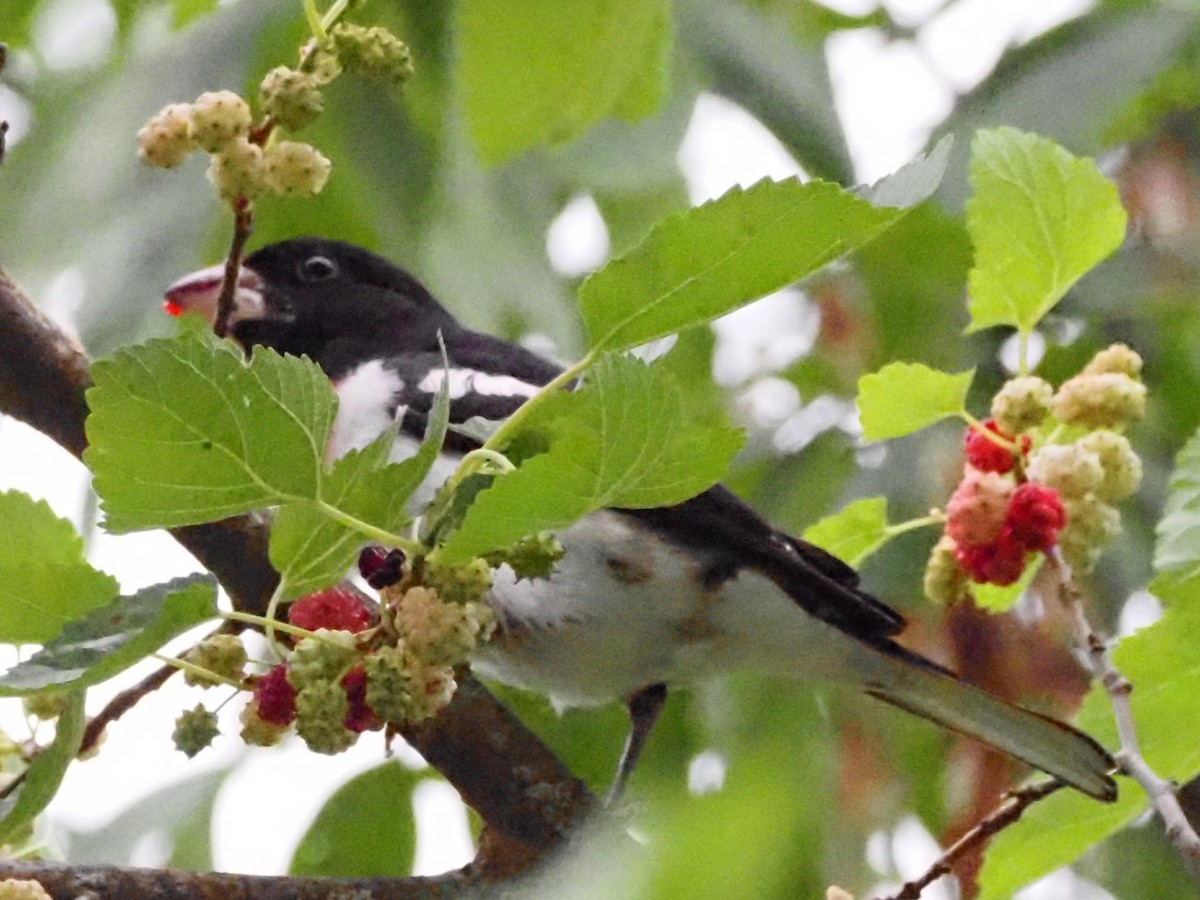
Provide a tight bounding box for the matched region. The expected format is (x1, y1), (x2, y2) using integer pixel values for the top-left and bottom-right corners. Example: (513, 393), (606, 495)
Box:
(962, 411), (1022, 455)
(222, 609), (363, 646)
(152, 653), (245, 690)
(883, 512), (945, 538)
(320, 0), (354, 31)
(302, 0), (327, 41)
(315, 500), (423, 555)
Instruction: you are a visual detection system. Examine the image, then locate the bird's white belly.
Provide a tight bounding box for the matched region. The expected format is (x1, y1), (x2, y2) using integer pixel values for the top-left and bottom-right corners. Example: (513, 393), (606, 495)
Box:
(471, 511), (858, 709)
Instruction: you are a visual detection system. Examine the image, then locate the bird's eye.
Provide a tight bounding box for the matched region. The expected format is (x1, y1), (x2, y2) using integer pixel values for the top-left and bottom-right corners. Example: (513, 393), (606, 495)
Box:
(298, 255), (338, 281)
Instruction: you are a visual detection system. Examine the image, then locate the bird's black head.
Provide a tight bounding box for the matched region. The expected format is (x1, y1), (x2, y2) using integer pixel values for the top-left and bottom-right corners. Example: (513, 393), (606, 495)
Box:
(165, 237), (458, 379)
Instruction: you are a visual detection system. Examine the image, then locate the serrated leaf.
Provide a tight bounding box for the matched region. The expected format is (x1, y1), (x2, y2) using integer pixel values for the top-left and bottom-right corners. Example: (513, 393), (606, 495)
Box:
(0, 690), (85, 845)
(1151, 424), (1200, 602)
(857, 363), (974, 441)
(0, 491), (119, 643)
(270, 369), (451, 599)
(438, 354), (744, 562)
(85, 331), (336, 532)
(0, 576), (218, 695)
(579, 165), (942, 354)
(979, 585), (1200, 897)
(965, 127), (1127, 336)
(458, 0), (671, 164)
(289, 761), (421, 876)
(801, 497), (890, 568)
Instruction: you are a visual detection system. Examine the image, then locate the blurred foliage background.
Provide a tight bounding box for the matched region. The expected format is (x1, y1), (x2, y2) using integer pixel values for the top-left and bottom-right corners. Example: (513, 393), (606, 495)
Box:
(3, 0), (1200, 897)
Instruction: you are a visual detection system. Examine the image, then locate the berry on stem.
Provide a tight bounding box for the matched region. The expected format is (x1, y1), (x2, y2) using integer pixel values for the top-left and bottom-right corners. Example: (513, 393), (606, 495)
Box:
(946, 469), (1013, 547)
(187, 90), (251, 153)
(288, 586), (373, 634)
(964, 418), (1024, 474)
(1005, 482), (1067, 552)
(254, 664), (297, 727)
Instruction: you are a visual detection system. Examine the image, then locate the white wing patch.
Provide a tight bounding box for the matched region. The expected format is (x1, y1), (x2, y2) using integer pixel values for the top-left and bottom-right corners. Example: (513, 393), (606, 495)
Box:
(329, 361), (405, 460)
(416, 367), (542, 401)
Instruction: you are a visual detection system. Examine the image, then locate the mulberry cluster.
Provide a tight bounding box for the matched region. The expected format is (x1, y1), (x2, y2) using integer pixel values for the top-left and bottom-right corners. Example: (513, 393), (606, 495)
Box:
(925, 344), (1145, 602)
(191, 569), (496, 758)
(137, 22), (411, 206)
(137, 90), (331, 202)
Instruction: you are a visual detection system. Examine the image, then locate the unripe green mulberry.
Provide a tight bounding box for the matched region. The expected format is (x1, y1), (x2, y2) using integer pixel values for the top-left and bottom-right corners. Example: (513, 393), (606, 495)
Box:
(363, 646), (415, 724)
(184, 633), (247, 687)
(1059, 494), (1122, 573)
(1076, 430), (1143, 501)
(295, 682), (356, 754)
(1083, 343), (1143, 378)
(260, 66), (324, 132)
(187, 90), (251, 153)
(1053, 373), (1147, 429)
(287, 629), (358, 691)
(331, 24), (414, 83)
(137, 103), (197, 168)
(423, 558), (492, 605)
(923, 536), (971, 605)
(173, 704), (219, 758)
(264, 141), (331, 196)
(1026, 444), (1104, 499)
(407, 666), (456, 722)
(238, 699), (288, 747)
(207, 137), (269, 202)
(484, 533), (565, 580)
(991, 376), (1053, 435)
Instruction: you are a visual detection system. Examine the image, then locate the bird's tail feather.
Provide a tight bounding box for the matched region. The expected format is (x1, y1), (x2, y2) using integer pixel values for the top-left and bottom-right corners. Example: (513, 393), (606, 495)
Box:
(859, 644), (1117, 801)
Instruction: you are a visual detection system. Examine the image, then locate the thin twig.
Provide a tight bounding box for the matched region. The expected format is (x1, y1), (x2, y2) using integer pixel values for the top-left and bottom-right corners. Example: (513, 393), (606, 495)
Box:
(80, 662), (178, 756)
(212, 200), (253, 338)
(1049, 551), (1200, 863)
(879, 780), (1066, 900)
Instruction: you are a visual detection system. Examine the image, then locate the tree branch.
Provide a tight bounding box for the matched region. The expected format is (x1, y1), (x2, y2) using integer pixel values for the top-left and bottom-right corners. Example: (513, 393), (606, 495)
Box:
(877, 780), (1065, 900)
(0, 858), (486, 899)
(1049, 552), (1200, 864)
(0, 267), (596, 882)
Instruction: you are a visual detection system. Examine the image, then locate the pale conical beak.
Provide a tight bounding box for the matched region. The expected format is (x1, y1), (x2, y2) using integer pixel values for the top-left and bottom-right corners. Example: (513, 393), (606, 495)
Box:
(163, 263), (266, 326)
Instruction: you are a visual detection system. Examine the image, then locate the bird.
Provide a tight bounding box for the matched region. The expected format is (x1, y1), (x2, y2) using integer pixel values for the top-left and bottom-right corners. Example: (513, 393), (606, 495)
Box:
(164, 235), (1117, 803)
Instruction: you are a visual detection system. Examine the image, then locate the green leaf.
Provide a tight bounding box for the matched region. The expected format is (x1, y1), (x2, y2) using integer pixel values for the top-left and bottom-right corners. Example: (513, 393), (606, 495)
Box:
(859, 135), (954, 208)
(979, 584), (1200, 897)
(438, 354), (744, 562)
(579, 154), (946, 353)
(0, 491), (119, 643)
(973, 557), (1041, 613)
(270, 437), (393, 601)
(458, 0), (671, 164)
(0, 576), (218, 695)
(964, 127), (1127, 336)
(85, 331), (336, 532)
(801, 497), (890, 568)
(1151, 424), (1200, 603)
(0, 690), (85, 845)
(857, 363), (974, 441)
(289, 761), (421, 876)
(270, 368), (451, 599)
(168, 0), (220, 29)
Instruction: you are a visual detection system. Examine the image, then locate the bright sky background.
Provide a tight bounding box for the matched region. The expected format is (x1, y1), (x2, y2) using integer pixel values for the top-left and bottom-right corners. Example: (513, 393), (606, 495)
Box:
(0, 0), (1124, 896)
